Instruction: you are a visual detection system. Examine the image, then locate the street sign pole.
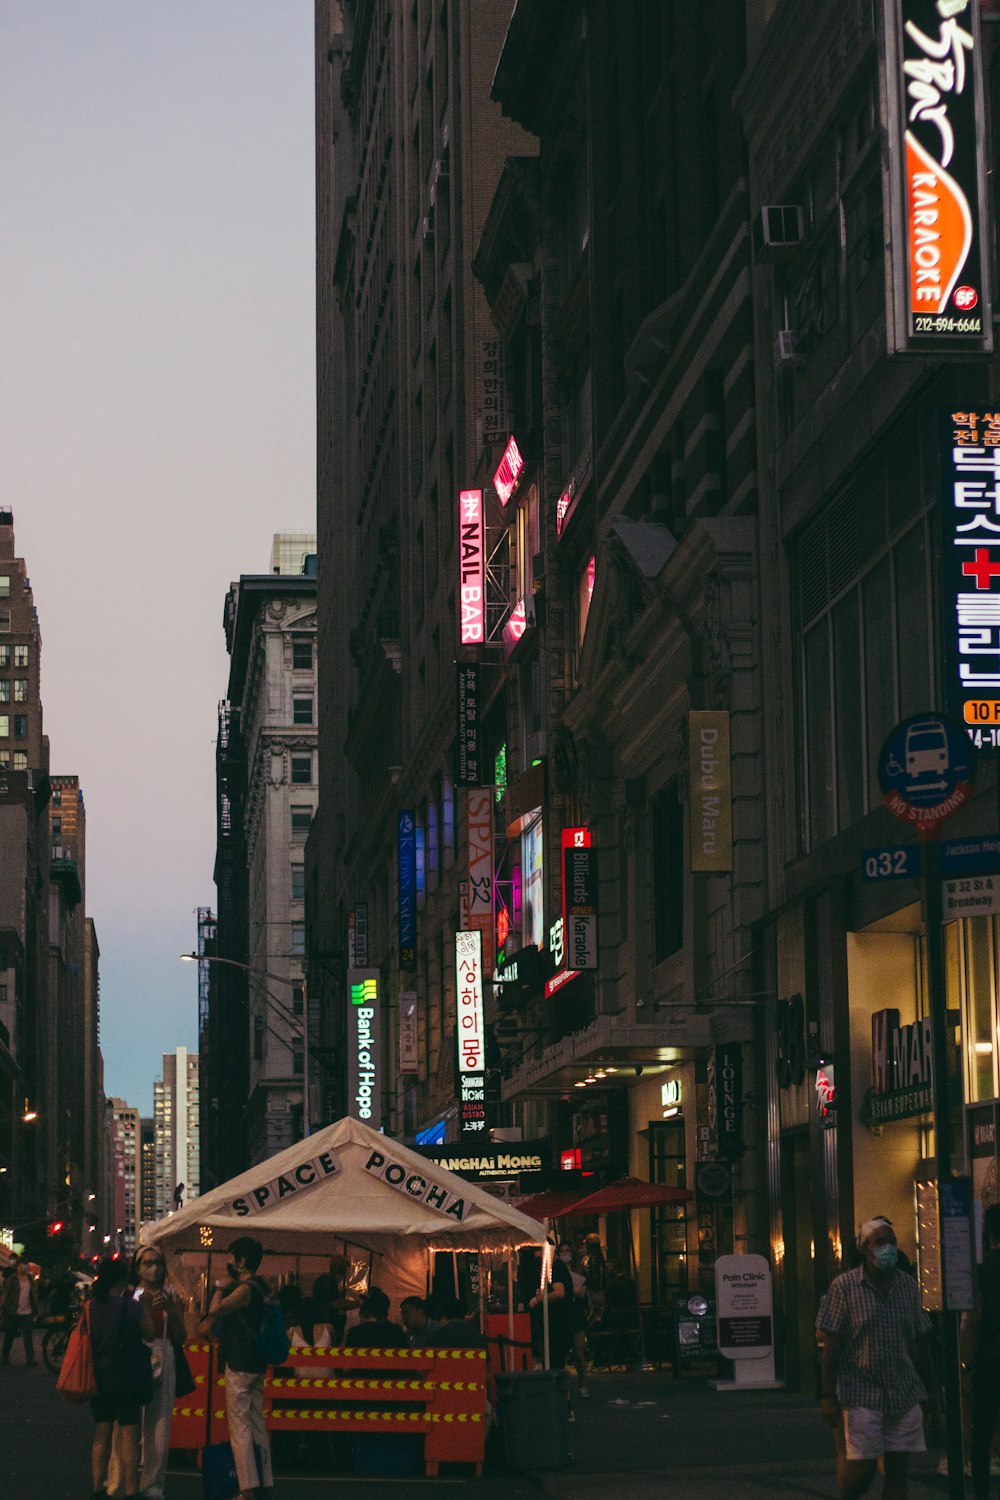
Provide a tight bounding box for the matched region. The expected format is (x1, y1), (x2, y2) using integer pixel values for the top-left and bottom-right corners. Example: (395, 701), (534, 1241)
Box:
(921, 836), (965, 1500)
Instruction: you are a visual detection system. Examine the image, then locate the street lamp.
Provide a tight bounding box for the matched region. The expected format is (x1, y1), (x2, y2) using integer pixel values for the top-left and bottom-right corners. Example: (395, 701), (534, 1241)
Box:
(180, 952), (314, 1139)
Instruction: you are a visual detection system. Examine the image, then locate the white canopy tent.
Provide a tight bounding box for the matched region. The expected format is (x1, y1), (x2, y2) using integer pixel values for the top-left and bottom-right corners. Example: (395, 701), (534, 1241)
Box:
(142, 1117), (544, 1329)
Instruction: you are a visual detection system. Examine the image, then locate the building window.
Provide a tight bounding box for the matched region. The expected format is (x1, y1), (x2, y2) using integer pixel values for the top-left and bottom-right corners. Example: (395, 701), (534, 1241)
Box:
(292, 638), (312, 671)
(13, 646), (27, 667)
(292, 1047), (304, 1075)
(290, 754), (312, 784)
(291, 923), (306, 956)
(292, 984), (304, 1017)
(291, 865), (305, 901)
(796, 482), (933, 849)
(13, 716), (27, 739)
(292, 695), (313, 725)
(0, 577), (8, 598)
(0, 716), (8, 739)
(0, 982), (7, 1002)
(290, 806), (313, 839)
(0, 646), (8, 667)
(651, 781), (684, 962)
(0, 683), (8, 703)
(13, 680), (27, 703)
(253, 1015), (264, 1061)
(12, 752), (26, 771)
(0, 615), (9, 633)
(0, 750), (8, 766)
(52, 818), (61, 841)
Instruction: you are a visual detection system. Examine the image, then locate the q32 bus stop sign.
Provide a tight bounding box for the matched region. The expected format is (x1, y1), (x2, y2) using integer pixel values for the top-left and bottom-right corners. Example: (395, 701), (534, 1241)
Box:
(878, 713), (976, 834)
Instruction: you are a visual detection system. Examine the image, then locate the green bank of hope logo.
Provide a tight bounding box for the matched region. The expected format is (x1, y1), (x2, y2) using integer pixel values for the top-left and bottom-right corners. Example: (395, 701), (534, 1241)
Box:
(351, 978), (378, 1006)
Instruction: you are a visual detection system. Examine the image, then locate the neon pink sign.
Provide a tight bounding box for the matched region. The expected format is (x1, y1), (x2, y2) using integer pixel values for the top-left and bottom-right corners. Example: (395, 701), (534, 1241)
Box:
(493, 435), (524, 507)
(458, 489), (485, 645)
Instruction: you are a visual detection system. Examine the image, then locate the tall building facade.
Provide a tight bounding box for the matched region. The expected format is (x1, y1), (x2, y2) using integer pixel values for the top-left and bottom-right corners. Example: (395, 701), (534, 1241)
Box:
(313, 0), (1000, 1389)
(219, 535), (317, 1162)
(153, 1046), (200, 1216)
(0, 511), (103, 1254)
(312, 0), (533, 1138)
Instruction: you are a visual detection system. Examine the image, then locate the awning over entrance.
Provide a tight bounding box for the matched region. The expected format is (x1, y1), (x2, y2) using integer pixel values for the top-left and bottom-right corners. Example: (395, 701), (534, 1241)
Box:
(518, 1175), (693, 1223)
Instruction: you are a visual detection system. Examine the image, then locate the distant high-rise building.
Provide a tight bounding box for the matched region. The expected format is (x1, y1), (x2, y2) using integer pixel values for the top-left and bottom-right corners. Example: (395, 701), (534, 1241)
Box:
(139, 1117), (156, 1224)
(153, 1047), (200, 1215)
(108, 1098), (140, 1253)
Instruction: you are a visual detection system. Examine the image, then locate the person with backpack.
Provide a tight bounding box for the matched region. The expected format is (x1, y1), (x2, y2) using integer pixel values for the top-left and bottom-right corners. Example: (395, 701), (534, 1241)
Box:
(88, 1257), (155, 1500)
(198, 1236), (275, 1500)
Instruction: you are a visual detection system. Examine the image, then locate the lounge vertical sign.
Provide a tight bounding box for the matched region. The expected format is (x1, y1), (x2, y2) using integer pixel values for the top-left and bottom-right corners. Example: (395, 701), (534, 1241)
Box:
(883, 0), (992, 352)
(689, 711), (733, 872)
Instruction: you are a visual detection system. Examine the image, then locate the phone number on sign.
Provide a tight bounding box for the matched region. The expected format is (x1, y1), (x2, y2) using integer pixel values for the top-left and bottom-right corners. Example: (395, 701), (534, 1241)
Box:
(914, 315), (983, 334)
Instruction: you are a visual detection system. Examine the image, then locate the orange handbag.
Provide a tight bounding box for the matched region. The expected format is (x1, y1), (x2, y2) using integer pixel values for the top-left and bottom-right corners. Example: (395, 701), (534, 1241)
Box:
(56, 1303), (98, 1403)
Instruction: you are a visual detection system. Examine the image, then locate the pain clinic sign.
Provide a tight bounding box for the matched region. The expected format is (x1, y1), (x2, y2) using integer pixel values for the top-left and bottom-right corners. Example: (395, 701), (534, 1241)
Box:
(346, 969), (380, 1125)
(458, 489), (485, 645)
(883, 0), (992, 352)
(455, 928), (488, 1137)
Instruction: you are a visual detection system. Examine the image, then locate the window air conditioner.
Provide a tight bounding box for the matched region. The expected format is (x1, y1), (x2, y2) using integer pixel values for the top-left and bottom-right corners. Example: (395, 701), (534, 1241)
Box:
(752, 204), (804, 262)
(422, 214), (434, 242)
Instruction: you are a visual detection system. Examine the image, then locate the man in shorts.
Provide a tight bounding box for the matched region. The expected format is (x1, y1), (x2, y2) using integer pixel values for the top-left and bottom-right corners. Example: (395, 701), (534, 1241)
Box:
(817, 1216), (940, 1498)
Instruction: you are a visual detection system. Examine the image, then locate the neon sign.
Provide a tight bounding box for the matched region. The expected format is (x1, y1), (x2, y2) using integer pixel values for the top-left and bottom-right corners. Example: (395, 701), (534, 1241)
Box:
(493, 435), (524, 507)
(455, 929), (487, 1136)
(458, 489), (485, 644)
(347, 970), (380, 1124)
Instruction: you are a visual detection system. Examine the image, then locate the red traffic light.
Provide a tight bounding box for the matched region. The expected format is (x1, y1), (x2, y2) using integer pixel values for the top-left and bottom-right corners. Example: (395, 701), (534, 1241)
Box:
(46, 1220), (64, 1237)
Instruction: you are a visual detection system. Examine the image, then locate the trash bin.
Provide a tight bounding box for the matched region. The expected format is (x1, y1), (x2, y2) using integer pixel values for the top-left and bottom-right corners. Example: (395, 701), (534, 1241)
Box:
(495, 1368), (569, 1470)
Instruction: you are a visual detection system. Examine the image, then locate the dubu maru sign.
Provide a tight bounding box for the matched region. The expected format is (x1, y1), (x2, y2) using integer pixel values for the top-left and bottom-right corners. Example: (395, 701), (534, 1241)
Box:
(882, 0), (992, 353)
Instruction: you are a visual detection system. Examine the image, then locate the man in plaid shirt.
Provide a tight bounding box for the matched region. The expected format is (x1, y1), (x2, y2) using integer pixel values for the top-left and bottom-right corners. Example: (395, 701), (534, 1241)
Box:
(817, 1216), (940, 1499)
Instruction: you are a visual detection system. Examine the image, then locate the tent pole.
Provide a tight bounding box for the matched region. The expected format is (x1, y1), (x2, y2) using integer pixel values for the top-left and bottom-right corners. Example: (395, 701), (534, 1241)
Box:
(627, 1208), (647, 1369)
(453, 1251), (460, 1300)
(506, 1253), (515, 1374)
(542, 1278), (550, 1371)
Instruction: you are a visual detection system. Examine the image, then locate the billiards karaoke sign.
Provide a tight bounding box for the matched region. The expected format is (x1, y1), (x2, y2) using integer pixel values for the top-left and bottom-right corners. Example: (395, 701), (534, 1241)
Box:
(882, 0), (992, 352)
(878, 713), (975, 831)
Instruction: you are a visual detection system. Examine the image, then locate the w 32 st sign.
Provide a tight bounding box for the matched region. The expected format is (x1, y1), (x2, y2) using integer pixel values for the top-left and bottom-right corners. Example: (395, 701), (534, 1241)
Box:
(775, 993), (824, 1089)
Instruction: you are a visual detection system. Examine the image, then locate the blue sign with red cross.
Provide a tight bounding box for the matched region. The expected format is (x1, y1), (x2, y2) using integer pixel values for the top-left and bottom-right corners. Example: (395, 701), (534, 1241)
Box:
(878, 714), (976, 833)
(942, 409), (1000, 740)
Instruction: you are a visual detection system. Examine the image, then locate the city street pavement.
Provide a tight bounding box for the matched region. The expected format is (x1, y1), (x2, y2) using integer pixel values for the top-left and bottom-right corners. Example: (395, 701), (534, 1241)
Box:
(0, 1356), (964, 1500)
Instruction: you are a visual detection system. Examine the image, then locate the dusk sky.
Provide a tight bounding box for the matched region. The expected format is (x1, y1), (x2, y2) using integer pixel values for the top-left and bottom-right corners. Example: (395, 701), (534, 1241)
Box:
(0, 1), (315, 1112)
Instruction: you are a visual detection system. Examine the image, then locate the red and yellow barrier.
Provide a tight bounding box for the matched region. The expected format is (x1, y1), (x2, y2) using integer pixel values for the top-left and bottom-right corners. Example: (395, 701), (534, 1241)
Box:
(171, 1342), (487, 1477)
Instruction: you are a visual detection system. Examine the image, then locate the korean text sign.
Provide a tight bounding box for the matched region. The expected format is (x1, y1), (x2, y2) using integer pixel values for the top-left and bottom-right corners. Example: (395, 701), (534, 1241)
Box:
(941, 409), (1000, 741)
(455, 929), (487, 1137)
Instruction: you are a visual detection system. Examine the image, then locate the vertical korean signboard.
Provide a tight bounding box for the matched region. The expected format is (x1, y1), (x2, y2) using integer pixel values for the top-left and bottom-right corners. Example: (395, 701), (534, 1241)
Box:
(347, 970), (380, 1127)
(455, 930), (487, 1136)
(456, 664), (481, 786)
(458, 490), (485, 646)
(398, 811), (416, 968)
(464, 788), (495, 975)
(942, 409), (1000, 746)
(883, 0), (992, 353)
(398, 991), (418, 1077)
(562, 827), (598, 970)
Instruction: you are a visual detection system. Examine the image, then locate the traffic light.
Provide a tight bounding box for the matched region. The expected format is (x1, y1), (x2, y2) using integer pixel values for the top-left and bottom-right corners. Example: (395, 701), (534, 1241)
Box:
(46, 1220), (64, 1237)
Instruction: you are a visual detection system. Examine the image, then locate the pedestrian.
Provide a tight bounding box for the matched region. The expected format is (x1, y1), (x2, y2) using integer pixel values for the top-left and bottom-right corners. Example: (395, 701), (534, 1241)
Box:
(424, 1294), (487, 1349)
(528, 1241), (574, 1374)
(400, 1296), (438, 1346)
(557, 1241), (590, 1396)
(107, 1245), (188, 1500)
(0, 1255), (39, 1366)
(198, 1236), (274, 1500)
(88, 1256), (155, 1500)
(965, 1202), (1000, 1500)
(343, 1290), (408, 1347)
(817, 1215), (941, 1500)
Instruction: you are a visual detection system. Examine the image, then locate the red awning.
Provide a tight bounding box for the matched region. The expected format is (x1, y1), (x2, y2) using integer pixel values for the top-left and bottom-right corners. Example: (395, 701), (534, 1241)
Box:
(515, 1188), (593, 1223)
(567, 1176), (694, 1214)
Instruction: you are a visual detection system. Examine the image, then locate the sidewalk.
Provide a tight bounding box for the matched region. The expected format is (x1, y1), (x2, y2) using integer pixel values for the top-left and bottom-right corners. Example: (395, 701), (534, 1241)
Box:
(0, 1358), (968, 1500)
